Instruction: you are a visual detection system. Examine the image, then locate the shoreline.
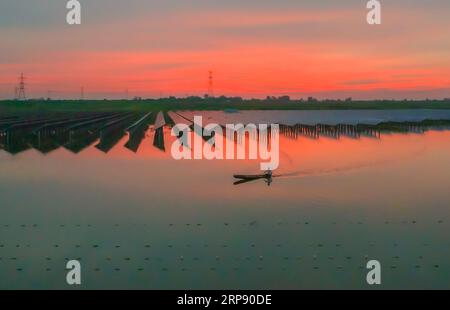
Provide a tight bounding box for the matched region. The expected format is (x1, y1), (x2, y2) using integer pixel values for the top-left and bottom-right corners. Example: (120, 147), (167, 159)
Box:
(1, 99), (450, 113)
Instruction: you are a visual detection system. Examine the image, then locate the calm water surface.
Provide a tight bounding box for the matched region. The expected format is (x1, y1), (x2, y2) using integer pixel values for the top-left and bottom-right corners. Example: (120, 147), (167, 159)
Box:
(0, 111), (449, 289)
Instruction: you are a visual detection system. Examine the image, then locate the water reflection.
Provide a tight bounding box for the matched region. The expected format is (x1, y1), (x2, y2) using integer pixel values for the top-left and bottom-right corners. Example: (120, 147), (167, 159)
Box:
(1, 111), (449, 289)
(1, 111), (449, 156)
(125, 112), (155, 153)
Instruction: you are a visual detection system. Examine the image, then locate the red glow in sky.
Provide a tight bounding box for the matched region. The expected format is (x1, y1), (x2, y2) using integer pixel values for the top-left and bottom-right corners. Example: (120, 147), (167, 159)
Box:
(0, 1), (449, 99)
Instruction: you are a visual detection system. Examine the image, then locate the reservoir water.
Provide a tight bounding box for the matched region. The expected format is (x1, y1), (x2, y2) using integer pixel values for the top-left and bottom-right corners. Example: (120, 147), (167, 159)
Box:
(0, 110), (449, 289)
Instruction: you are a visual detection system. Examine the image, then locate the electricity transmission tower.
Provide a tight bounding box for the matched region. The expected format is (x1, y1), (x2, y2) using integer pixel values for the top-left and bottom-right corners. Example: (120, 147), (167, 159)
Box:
(16, 73), (26, 100)
(208, 71), (214, 97)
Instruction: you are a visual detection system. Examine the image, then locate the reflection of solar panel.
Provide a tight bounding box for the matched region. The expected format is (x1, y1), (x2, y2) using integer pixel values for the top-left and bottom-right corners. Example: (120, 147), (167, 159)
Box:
(125, 129), (148, 153)
(279, 123), (383, 140)
(153, 127), (165, 152)
(0, 113), (449, 155)
(94, 114), (143, 153)
(124, 113), (154, 153)
(64, 132), (99, 154)
(95, 131), (127, 153)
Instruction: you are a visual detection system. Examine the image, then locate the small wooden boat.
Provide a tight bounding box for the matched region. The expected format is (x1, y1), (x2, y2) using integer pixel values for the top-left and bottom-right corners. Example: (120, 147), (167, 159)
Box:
(234, 174), (268, 180)
(234, 170), (273, 180)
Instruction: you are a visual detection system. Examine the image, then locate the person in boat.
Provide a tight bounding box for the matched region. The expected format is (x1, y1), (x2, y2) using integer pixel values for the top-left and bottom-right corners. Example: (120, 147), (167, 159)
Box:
(264, 170), (273, 186)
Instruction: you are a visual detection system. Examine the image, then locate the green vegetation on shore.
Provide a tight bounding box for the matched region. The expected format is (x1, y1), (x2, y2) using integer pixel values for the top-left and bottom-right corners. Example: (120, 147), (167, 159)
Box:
(1, 97), (450, 113)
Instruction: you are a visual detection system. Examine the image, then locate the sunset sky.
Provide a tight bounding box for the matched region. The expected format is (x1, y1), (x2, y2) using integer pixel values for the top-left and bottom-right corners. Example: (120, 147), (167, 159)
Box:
(0, 0), (449, 99)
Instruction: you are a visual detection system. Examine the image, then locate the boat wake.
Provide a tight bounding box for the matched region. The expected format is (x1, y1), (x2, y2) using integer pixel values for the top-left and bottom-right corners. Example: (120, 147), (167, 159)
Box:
(274, 145), (427, 180)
